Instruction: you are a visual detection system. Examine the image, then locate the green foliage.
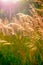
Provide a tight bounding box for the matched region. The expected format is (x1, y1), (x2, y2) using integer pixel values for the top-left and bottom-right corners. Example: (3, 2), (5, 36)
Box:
(0, 32), (43, 65)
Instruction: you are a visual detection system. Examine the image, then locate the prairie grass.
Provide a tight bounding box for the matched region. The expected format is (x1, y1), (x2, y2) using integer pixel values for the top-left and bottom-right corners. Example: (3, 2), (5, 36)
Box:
(0, 32), (43, 65)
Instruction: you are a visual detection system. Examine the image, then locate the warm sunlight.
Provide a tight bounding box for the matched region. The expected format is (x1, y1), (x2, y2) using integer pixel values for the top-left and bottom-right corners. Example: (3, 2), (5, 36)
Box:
(0, 0), (43, 65)
(11, 0), (20, 3)
(1, 0), (9, 3)
(1, 0), (19, 3)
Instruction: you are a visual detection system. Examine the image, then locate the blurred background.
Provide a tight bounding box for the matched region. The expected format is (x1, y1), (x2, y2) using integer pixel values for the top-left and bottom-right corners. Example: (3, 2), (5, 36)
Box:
(0, 0), (43, 20)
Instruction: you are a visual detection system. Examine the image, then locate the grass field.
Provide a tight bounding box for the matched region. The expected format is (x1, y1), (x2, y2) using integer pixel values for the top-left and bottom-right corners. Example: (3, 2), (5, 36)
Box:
(0, 32), (43, 65)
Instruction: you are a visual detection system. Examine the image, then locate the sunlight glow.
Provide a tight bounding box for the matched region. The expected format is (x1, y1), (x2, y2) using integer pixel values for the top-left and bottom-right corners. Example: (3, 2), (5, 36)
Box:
(11, 0), (19, 3)
(2, 0), (9, 3)
(1, 0), (19, 3)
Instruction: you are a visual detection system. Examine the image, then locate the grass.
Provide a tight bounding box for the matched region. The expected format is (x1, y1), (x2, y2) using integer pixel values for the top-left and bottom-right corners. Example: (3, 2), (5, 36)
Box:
(0, 32), (43, 65)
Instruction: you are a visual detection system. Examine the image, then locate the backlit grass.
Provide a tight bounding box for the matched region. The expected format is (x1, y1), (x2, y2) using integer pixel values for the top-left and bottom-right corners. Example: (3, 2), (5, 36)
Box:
(0, 33), (43, 65)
